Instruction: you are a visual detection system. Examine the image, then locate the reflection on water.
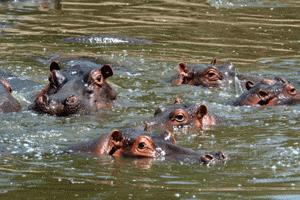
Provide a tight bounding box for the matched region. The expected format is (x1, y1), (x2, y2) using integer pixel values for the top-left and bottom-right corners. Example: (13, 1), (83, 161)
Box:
(207, 0), (300, 9)
(0, 0), (61, 11)
(0, 0), (299, 199)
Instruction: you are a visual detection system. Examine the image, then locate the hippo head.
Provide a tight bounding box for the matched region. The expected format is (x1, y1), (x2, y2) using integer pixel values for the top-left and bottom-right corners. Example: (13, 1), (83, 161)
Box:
(32, 62), (117, 116)
(70, 129), (176, 157)
(0, 78), (21, 113)
(110, 130), (176, 158)
(111, 130), (226, 164)
(233, 77), (300, 106)
(74, 129), (226, 165)
(145, 101), (216, 132)
(172, 58), (235, 87)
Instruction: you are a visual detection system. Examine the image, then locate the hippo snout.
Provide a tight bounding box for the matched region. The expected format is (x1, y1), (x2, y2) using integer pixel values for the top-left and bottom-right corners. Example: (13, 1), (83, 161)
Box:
(33, 94), (81, 116)
(200, 151), (227, 165)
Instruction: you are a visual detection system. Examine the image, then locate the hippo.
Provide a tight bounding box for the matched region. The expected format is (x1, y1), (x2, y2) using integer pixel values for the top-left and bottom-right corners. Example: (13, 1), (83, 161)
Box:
(145, 99), (217, 132)
(69, 129), (226, 165)
(233, 77), (300, 106)
(0, 78), (21, 113)
(171, 58), (236, 87)
(30, 61), (117, 116)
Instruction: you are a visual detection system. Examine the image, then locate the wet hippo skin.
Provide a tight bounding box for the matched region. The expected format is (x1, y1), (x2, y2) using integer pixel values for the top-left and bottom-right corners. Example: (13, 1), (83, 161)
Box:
(171, 58), (236, 87)
(145, 99), (217, 132)
(30, 61), (117, 116)
(233, 77), (300, 106)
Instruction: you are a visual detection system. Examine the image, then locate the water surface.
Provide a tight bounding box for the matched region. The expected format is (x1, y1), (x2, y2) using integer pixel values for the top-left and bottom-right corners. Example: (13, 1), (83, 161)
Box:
(0, 0), (299, 199)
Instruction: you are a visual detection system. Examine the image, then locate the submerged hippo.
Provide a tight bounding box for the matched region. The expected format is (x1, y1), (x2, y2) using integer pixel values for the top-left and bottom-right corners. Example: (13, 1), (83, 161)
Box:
(69, 129), (226, 165)
(233, 77), (300, 106)
(172, 58), (236, 87)
(145, 99), (217, 132)
(0, 78), (21, 113)
(30, 61), (117, 116)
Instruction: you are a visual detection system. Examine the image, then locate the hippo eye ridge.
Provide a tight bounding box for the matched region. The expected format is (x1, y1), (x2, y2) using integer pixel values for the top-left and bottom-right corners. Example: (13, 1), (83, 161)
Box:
(138, 142), (146, 149)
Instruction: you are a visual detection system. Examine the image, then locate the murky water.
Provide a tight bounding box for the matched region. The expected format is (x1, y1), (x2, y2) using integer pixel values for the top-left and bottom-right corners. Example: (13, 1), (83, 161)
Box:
(0, 0), (299, 199)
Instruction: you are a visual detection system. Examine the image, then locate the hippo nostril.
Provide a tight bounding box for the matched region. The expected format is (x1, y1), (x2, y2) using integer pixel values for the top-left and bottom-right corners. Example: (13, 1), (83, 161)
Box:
(288, 87), (296, 96)
(65, 95), (78, 105)
(275, 76), (287, 84)
(200, 154), (214, 164)
(215, 151), (226, 160)
(258, 90), (268, 98)
(38, 95), (48, 104)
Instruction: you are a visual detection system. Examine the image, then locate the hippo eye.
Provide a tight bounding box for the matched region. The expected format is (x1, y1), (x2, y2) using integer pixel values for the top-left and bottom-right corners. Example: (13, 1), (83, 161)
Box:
(175, 114), (185, 122)
(208, 72), (216, 78)
(206, 70), (221, 81)
(258, 90), (268, 98)
(138, 142), (145, 149)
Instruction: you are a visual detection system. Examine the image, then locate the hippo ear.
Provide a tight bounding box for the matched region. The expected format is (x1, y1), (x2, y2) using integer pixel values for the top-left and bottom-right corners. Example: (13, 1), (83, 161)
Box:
(107, 130), (124, 156)
(173, 63), (190, 85)
(0, 79), (12, 93)
(100, 64), (113, 79)
(49, 63), (66, 87)
(174, 97), (183, 104)
(160, 131), (176, 144)
(245, 81), (255, 90)
(154, 107), (164, 116)
(196, 105), (208, 118)
(178, 63), (189, 75)
(210, 58), (217, 66)
(50, 61), (60, 71)
(109, 130), (124, 142)
(144, 122), (150, 131)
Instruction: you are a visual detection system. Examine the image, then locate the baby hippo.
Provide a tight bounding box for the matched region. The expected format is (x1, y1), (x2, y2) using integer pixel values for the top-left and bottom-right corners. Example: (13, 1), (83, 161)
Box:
(69, 129), (226, 165)
(145, 100), (217, 132)
(0, 78), (21, 113)
(233, 77), (300, 106)
(31, 62), (117, 116)
(172, 58), (235, 87)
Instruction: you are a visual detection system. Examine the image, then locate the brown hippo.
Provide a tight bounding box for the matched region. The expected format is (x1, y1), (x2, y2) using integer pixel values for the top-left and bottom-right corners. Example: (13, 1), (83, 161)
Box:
(171, 58), (236, 87)
(145, 99), (217, 132)
(0, 78), (21, 113)
(30, 61), (117, 116)
(233, 77), (300, 106)
(69, 129), (226, 165)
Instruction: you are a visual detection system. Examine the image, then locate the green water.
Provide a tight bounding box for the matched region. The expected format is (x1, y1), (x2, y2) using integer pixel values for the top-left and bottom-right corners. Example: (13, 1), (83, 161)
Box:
(0, 0), (299, 199)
